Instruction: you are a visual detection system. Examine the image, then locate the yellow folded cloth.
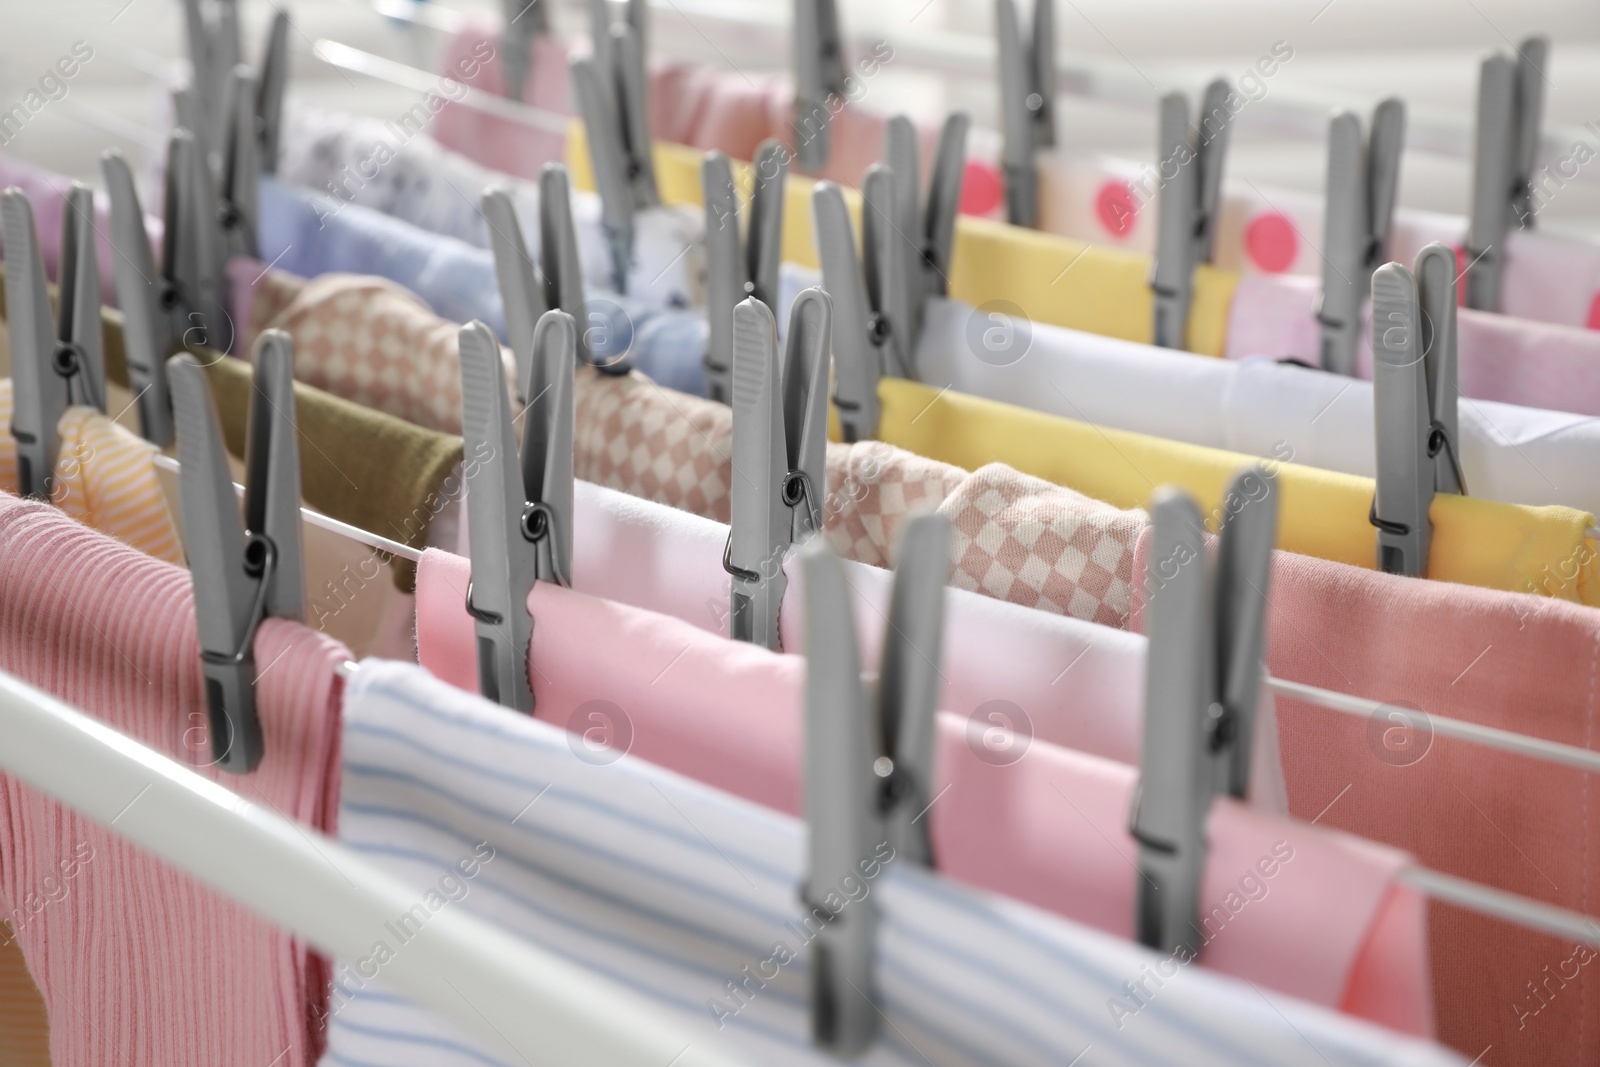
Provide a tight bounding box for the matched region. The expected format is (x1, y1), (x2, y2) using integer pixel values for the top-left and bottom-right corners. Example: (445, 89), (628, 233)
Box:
(565, 125), (1239, 355)
(879, 377), (1600, 605)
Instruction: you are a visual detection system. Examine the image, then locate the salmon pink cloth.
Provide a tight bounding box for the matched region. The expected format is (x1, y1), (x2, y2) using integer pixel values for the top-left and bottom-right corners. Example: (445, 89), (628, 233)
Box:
(0, 495), (349, 1067)
(1225, 273), (1600, 418)
(1131, 531), (1600, 1066)
(430, 20), (968, 193)
(412, 561), (1433, 1034)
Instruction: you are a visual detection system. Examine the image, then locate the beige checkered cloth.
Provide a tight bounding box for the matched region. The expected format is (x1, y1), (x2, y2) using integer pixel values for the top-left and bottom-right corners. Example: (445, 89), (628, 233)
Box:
(936, 463), (1146, 629)
(249, 268), (1145, 627)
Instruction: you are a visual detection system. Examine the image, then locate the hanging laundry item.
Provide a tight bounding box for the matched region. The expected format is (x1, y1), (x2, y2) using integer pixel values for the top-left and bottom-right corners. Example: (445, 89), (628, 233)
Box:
(0, 495), (348, 1067)
(0, 153), (163, 308)
(0, 381), (182, 563)
(1129, 532), (1600, 1067)
(276, 107), (706, 310)
(336, 658), (1459, 1065)
(413, 478), (1159, 769)
(0, 924), (48, 1067)
(880, 379), (1600, 604)
(402, 575), (1434, 1032)
(1039, 153), (1600, 333)
(908, 297), (1600, 515)
(432, 18), (572, 179)
(1225, 273), (1600, 418)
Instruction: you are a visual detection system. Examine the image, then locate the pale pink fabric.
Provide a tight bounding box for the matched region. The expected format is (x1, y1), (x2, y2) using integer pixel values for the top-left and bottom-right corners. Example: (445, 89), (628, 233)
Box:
(1130, 530), (1600, 1065)
(1224, 272), (1600, 417)
(431, 19), (573, 181)
(0, 154), (163, 307)
(0, 494), (349, 1066)
(413, 562), (1431, 1031)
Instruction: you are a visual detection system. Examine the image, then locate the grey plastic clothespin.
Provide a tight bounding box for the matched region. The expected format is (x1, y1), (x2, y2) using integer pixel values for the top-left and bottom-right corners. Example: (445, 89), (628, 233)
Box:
(167, 330), (304, 775)
(460, 311), (577, 713)
(793, 0), (845, 175)
(570, 10), (659, 296)
(726, 290), (831, 650)
(484, 164), (594, 389)
(812, 113), (969, 442)
(501, 0), (551, 103)
(1371, 244), (1465, 578)
(179, 0), (242, 169)
(995, 0), (1056, 227)
(4, 185), (106, 499)
(800, 512), (950, 1056)
(219, 65), (260, 260)
(1464, 36), (1549, 312)
(1317, 99), (1405, 377)
(1149, 80), (1233, 350)
(257, 9), (290, 174)
(703, 142), (787, 404)
(1130, 465), (1277, 955)
(587, 0), (648, 75)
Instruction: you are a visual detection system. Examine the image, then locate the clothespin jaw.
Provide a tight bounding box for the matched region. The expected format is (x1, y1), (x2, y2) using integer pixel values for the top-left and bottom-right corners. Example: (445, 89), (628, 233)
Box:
(1150, 80), (1233, 351)
(459, 311), (576, 713)
(1465, 37), (1549, 311)
(726, 290), (830, 649)
(793, 0), (846, 175)
(500, 0), (550, 103)
(101, 150), (175, 446)
(1131, 466), (1275, 953)
(1317, 99), (1405, 377)
(570, 16), (659, 296)
(167, 329), (304, 775)
(219, 65), (261, 261)
(1372, 245), (1465, 577)
(703, 142), (788, 404)
(256, 9), (289, 174)
(995, 0), (1055, 227)
(800, 512), (951, 1054)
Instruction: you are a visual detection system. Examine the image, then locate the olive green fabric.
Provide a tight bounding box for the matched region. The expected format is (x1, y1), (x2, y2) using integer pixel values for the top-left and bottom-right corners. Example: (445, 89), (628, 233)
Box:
(0, 274), (461, 590)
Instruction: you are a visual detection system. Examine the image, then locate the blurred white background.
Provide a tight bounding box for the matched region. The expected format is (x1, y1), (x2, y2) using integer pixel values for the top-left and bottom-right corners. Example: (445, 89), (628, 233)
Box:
(6, 0), (1600, 234)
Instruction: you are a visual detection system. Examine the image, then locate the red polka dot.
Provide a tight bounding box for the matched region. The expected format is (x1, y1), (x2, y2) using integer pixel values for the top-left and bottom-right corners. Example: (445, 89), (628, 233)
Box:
(1585, 293), (1600, 330)
(959, 160), (1003, 217)
(1096, 180), (1138, 236)
(1244, 212), (1297, 273)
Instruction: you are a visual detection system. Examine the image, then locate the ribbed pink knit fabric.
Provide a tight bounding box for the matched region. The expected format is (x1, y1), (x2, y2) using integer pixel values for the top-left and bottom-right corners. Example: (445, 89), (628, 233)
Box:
(0, 494), (349, 1067)
(1130, 531), (1600, 1066)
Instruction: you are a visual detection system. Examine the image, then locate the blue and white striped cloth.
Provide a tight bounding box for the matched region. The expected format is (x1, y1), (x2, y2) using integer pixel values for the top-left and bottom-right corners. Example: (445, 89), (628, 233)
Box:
(325, 660), (1461, 1067)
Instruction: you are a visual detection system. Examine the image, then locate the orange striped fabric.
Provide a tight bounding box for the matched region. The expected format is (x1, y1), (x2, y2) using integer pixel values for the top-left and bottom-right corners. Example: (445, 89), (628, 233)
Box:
(0, 922), (50, 1067)
(0, 382), (183, 564)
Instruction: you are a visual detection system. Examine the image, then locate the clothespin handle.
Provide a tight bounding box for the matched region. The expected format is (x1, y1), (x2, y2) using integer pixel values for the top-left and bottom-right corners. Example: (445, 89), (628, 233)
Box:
(3, 189), (65, 499)
(800, 538), (880, 1057)
(793, 0), (845, 174)
(483, 186), (548, 402)
(1371, 262), (1433, 577)
(1129, 488), (1212, 955)
(1212, 466), (1277, 799)
(812, 181), (880, 442)
(876, 513), (950, 865)
(101, 150), (174, 446)
(862, 164), (914, 380)
(1465, 37), (1548, 311)
(727, 297), (789, 650)
(538, 164), (596, 370)
(1416, 243), (1464, 497)
(256, 9), (290, 173)
(220, 65), (261, 262)
(1149, 91), (1196, 350)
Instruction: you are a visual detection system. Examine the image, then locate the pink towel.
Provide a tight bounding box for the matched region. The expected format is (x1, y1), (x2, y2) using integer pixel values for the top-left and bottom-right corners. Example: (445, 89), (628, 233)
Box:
(1130, 530), (1600, 1065)
(1224, 272), (1600, 418)
(413, 548), (1433, 1033)
(0, 154), (164, 309)
(0, 494), (349, 1067)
